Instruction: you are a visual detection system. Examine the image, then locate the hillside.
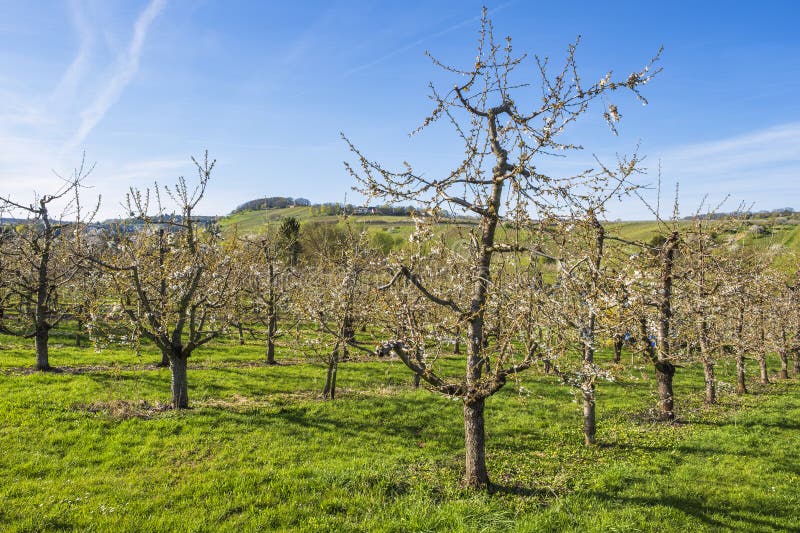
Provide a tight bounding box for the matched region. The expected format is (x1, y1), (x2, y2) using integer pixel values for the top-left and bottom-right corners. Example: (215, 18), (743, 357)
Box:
(219, 208), (800, 254)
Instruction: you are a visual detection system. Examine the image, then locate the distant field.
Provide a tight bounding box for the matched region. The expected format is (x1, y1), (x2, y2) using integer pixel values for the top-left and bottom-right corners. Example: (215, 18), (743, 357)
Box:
(220, 208), (800, 254)
(220, 207), (437, 231)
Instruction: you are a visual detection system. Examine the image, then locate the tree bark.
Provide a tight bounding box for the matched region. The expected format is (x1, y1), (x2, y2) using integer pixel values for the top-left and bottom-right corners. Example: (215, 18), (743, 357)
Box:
(266, 314), (277, 365)
(464, 398), (489, 489)
(736, 353), (747, 394)
(170, 354), (189, 409)
(779, 350), (789, 379)
(613, 336), (623, 363)
(582, 387), (596, 445)
(158, 349), (170, 368)
(703, 360), (716, 405)
(652, 232), (678, 421)
(698, 320), (715, 405)
(757, 308), (769, 385)
(323, 351), (338, 400)
(735, 300), (747, 394)
(758, 356), (769, 385)
(655, 361), (675, 421)
(35, 328), (50, 371)
(793, 347), (800, 376)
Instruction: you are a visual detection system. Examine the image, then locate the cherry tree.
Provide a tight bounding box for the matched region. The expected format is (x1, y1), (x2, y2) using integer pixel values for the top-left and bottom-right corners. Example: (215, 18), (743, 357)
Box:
(92, 153), (240, 408)
(345, 10), (660, 488)
(0, 159), (97, 370)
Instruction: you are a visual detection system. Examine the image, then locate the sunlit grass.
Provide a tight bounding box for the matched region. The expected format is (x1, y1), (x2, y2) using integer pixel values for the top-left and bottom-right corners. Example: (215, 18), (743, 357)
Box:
(1, 330), (798, 531)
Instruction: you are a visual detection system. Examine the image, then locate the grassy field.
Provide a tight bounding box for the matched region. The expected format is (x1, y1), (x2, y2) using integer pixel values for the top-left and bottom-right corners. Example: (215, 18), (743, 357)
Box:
(220, 207), (800, 254)
(1, 330), (799, 531)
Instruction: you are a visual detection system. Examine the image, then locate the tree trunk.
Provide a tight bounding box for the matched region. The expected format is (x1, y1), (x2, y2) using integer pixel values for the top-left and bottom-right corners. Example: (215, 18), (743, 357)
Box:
(652, 232), (678, 422)
(779, 349), (789, 379)
(464, 398), (489, 489)
(412, 373), (420, 388)
(736, 353), (747, 394)
(793, 347), (800, 376)
(75, 317), (83, 347)
(758, 356), (769, 385)
(757, 307), (769, 385)
(735, 300), (747, 394)
(170, 355), (189, 409)
(703, 360), (716, 405)
(237, 323), (245, 345)
(35, 328), (50, 371)
(266, 312), (277, 365)
(613, 337), (623, 363)
(582, 386), (596, 445)
(323, 352), (338, 400)
(158, 349), (170, 368)
(655, 361), (675, 421)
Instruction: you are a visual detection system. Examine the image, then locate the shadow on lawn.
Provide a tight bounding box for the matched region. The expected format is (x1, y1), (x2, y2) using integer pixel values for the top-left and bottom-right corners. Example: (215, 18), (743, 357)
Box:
(590, 492), (792, 531)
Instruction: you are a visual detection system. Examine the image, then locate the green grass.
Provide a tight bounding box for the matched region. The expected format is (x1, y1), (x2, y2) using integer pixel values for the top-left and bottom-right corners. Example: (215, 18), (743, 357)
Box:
(1, 331), (799, 531)
(219, 207), (429, 236)
(220, 209), (800, 257)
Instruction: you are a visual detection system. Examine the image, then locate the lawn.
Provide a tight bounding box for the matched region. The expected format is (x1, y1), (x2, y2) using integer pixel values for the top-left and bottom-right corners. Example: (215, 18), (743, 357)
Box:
(1, 332), (798, 532)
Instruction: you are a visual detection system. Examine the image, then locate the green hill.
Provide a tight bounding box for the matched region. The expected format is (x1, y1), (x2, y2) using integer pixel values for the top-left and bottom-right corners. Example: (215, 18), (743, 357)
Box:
(219, 209), (800, 258)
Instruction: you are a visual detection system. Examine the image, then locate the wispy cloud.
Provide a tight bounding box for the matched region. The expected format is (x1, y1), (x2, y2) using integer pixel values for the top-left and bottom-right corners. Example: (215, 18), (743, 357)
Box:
(639, 122), (800, 213)
(50, 0), (94, 108)
(659, 122), (800, 179)
(62, 0), (166, 155)
(0, 1), (170, 219)
(341, 3), (513, 79)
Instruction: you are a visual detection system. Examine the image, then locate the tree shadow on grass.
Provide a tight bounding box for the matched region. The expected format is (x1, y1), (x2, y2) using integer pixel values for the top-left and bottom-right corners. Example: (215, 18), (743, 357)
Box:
(590, 492), (794, 532)
(601, 440), (776, 461)
(487, 483), (554, 499)
(687, 416), (800, 432)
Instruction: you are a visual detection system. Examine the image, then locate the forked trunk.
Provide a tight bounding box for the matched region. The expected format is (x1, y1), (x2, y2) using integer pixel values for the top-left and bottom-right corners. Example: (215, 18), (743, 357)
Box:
(170, 355), (189, 409)
(703, 360), (716, 405)
(464, 398), (489, 489)
(655, 361), (675, 421)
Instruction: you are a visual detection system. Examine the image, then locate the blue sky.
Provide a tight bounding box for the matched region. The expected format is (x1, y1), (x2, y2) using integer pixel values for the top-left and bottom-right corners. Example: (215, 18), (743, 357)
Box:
(0, 0), (798, 220)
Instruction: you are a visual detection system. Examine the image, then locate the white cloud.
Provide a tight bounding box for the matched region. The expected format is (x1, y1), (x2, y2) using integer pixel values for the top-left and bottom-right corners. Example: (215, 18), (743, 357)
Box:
(49, 0), (95, 109)
(62, 0), (166, 155)
(0, 0), (170, 219)
(659, 122), (800, 180)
